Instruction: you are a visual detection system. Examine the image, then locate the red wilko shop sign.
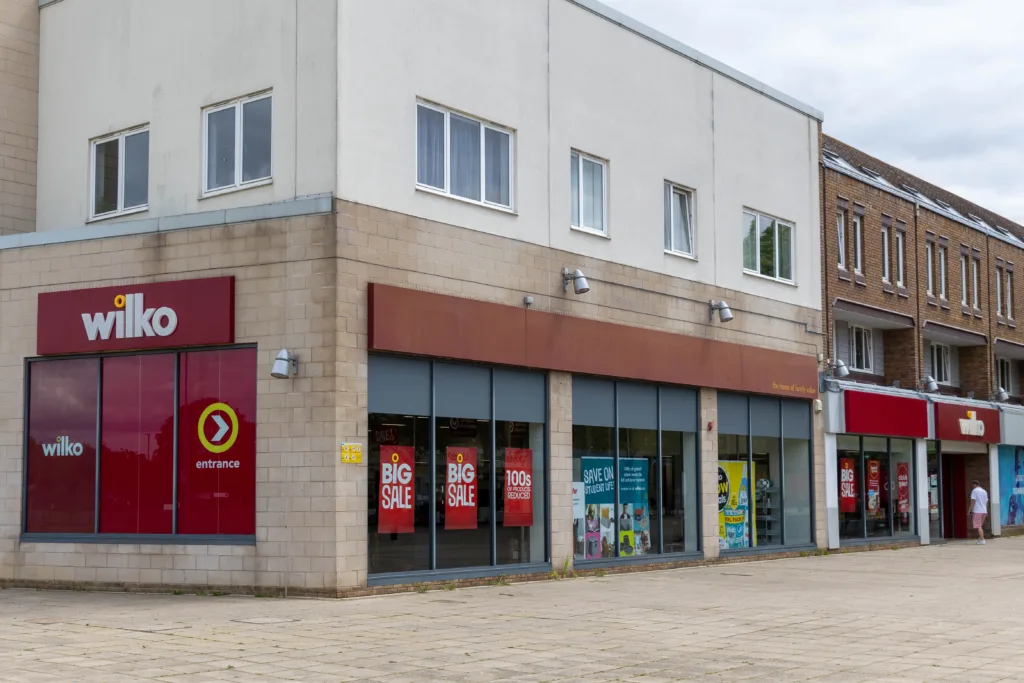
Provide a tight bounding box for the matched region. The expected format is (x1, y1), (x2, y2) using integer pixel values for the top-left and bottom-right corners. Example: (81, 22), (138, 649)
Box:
(843, 390), (928, 438)
(504, 448), (534, 527)
(379, 446), (415, 534)
(933, 402), (1001, 444)
(445, 447), (478, 530)
(37, 277), (235, 355)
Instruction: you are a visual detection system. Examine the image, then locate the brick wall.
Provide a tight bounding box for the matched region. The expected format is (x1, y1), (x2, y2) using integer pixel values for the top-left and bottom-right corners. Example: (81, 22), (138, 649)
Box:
(0, 0), (38, 235)
(882, 328), (919, 389)
(958, 346), (991, 400)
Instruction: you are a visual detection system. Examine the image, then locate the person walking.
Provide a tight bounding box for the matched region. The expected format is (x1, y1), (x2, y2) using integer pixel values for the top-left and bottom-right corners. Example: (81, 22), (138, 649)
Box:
(969, 480), (989, 545)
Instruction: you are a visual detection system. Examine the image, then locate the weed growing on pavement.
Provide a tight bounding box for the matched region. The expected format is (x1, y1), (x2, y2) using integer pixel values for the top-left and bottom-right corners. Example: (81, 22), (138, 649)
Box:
(487, 575), (510, 587)
(443, 582), (457, 591)
(594, 569), (607, 578)
(415, 584), (429, 594)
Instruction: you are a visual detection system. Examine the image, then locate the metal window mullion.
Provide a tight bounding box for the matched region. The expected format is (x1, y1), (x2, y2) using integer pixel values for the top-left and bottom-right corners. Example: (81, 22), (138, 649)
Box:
(656, 387), (664, 555)
(887, 439), (895, 536)
(429, 361), (437, 571)
(778, 402), (786, 547)
(172, 352), (180, 535)
(94, 358), (102, 534)
(479, 124), (486, 204)
(443, 112), (451, 194)
(489, 369), (497, 567)
(937, 442), (944, 539)
(860, 437), (867, 539)
(21, 360), (30, 533)
(613, 383), (620, 557)
(543, 372), (551, 563)
(747, 397), (753, 547)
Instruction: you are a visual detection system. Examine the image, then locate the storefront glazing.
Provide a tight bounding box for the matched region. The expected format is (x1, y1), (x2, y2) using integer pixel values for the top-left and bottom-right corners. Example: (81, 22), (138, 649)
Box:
(836, 435), (915, 541)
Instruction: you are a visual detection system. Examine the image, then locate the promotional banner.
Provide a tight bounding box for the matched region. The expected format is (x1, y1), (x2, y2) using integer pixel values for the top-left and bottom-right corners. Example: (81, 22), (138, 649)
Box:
(618, 459), (651, 557)
(867, 459), (881, 514)
(998, 445), (1024, 527)
(718, 461), (750, 550)
(445, 447), (478, 530)
(503, 448), (533, 527)
(839, 458), (857, 513)
(896, 462), (910, 513)
(579, 456), (615, 559)
(379, 446), (415, 534)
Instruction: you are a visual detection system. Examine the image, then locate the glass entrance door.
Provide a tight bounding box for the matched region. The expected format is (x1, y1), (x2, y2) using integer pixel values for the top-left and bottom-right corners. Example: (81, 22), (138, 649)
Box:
(927, 441), (942, 541)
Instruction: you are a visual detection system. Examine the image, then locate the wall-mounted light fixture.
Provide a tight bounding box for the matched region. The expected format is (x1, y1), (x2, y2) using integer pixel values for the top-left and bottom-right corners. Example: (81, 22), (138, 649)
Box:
(996, 387), (1010, 402)
(562, 268), (590, 295)
(271, 349), (298, 379)
(819, 358), (849, 393)
(708, 300), (733, 323)
(922, 376), (938, 393)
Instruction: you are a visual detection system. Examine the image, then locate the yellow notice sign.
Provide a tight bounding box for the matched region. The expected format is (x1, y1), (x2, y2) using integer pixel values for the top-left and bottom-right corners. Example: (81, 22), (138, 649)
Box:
(340, 442), (363, 464)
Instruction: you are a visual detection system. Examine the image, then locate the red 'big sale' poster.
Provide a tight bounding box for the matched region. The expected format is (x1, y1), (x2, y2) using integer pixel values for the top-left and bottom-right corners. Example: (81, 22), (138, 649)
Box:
(839, 458), (857, 513)
(897, 462), (910, 513)
(378, 446), (415, 534)
(445, 447), (478, 530)
(504, 448), (534, 527)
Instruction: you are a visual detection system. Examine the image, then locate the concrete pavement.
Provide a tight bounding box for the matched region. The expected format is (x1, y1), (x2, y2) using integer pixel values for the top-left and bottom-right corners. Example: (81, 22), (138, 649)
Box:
(1, 539), (1023, 682)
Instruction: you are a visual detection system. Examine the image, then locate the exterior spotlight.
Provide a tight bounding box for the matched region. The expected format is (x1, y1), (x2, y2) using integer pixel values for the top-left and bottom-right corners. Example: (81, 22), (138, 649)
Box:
(834, 359), (850, 378)
(271, 349), (298, 379)
(996, 387), (1010, 402)
(562, 268), (590, 295)
(709, 300), (733, 323)
(922, 376), (938, 393)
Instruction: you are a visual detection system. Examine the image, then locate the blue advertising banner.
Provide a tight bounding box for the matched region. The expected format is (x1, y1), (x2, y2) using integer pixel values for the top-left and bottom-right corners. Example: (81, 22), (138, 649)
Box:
(998, 445), (1024, 527)
(578, 456), (651, 558)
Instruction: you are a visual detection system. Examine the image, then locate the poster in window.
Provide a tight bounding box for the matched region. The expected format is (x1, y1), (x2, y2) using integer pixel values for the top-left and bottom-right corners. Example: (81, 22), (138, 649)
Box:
(896, 462), (910, 513)
(999, 446), (1024, 527)
(504, 448), (533, 527)
(867, 459), (881, 513)
(717, 461), (750, 550)
(379, 445), (415, 534)
(839, 458), (857, 513)
(580, 456), (615, 558)
(445, 447), (478, 530)
(618, 458), (650, 556)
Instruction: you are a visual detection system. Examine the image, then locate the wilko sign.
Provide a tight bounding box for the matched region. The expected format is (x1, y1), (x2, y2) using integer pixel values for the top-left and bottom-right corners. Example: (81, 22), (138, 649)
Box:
(378, 446), (415, 534)
(37, 277), (234, 355)
(933, 402), (1000, 444)
(839, 458), (857, 513)
(41, 435), (84, 457)
(445, 447), (477, 530)
(504, 448), (534, 527)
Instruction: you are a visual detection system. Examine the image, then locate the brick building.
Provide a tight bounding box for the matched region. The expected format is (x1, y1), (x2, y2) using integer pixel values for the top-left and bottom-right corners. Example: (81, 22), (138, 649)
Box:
(820, 134), (1024, 547)
(0, 0), (826, 595)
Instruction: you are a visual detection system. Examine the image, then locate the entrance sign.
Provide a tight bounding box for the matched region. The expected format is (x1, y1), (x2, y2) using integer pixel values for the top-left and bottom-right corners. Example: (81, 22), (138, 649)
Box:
(445, 447), (478, 530)
(198, 402), (239, 454)
(37, 277), (234, 355)
(379, 446), (415, 533)
(504, 448), (533, 527)
(839, 458), (857, 513)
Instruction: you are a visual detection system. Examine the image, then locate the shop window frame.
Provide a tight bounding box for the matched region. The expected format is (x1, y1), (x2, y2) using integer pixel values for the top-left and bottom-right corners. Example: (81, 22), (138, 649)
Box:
(571, 379), (704, 570)
(834, 435), (918, 544)
(717, 394), (816, 556)
(366, 356), (552, 585)
(20, 344), (258, 546)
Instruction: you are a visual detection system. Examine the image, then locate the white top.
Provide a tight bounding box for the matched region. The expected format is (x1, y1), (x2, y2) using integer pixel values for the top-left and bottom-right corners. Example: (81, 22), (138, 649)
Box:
(971, 487), (989, 514)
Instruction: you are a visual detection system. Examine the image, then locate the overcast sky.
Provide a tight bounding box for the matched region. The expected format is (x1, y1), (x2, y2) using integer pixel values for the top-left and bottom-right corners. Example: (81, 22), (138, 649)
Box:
(603, 0), (1024, 224)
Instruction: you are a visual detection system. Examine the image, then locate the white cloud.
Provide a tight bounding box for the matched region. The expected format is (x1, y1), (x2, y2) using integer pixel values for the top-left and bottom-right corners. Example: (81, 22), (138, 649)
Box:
(603, 0), (1024, 222)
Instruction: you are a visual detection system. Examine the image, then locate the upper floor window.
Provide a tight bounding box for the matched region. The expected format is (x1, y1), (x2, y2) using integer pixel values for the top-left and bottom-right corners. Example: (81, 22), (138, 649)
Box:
(417, 102), (514, 210)
(1008, 270), (1015, 320)
(836, 211), (846, 269)
(932, 343), (951, 384)
(997, 267), (1004, 316)
(849, 325), (873, 372)
(925, 243), (934, 295)
(961, 255), (969, 306)
(972, 258), (980, 309)
(742, 210), (794, 283)
(570, 150), (607, 234)
(996, 357), (1013, 394)
(895, 230), (905, 287)
(938, 246), (948, 300)
(852, 214), (863, 273)
(90, 127), (149, 220)
(881, 226), (890, 282)
(664, 183), (694, 256)
(203, 93), (272, 196)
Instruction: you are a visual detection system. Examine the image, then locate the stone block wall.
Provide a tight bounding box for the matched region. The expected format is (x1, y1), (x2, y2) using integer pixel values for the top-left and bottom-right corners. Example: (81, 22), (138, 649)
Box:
(0, 0), (38, 235)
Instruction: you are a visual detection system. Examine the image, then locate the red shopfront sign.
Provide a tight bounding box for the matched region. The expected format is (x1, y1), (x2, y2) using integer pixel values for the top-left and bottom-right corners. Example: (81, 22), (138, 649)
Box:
(933, 402), (1001, 444)
(504, 448), (534, 527)
(843, 390), (928, 438)
(37, 277), (235, 355)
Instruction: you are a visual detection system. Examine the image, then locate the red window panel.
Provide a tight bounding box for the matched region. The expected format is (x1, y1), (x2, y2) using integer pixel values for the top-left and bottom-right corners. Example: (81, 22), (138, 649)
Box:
(25, 359), (98, 533)
(99, 354), (175, 533)
(176, 348), (256, 534)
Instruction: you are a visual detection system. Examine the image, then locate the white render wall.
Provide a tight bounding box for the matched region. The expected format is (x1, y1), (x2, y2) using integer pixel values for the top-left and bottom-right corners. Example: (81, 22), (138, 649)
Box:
(337, 0), (822, 311)
(36, 0), (337, 231)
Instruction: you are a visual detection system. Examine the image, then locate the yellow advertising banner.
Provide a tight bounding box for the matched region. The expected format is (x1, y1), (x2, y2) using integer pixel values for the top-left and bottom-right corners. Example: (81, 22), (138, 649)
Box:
(717, 461), (750, 550)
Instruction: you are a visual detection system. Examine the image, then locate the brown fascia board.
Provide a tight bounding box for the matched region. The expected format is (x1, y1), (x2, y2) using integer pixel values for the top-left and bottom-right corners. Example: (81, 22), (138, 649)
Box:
(822, 135), (1024, 242)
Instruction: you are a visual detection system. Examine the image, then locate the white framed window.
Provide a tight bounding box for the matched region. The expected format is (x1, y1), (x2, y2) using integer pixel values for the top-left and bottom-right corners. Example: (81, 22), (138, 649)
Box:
(932, 343), (951, 384)
(997, 357), (1013, 394)
(89, 126), (149, 220)
(836, 211), (846, 268)
(853, 214), (863, 273)
(849, 325), (873, 372)
(896, 231), (905, 286)
(416, 102), (514, 210)
(203, 92), (272, 196)
(938, 246), (947, 299)
(742, 209), (794, 282)
(973, 258), (980, 308)
(926, 243), (934, 295)
(664, 183), (694, 256)
(881, 226), (890, 282)
(571, 150), (607, 234)
(997, 267), (1004, 316)
(1008, 271), (1015, 320)
(961, 255), (969, 306)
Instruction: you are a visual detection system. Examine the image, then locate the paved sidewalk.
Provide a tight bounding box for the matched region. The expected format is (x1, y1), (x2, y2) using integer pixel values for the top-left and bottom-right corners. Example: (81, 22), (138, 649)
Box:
(1, 539), (1023, 682)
